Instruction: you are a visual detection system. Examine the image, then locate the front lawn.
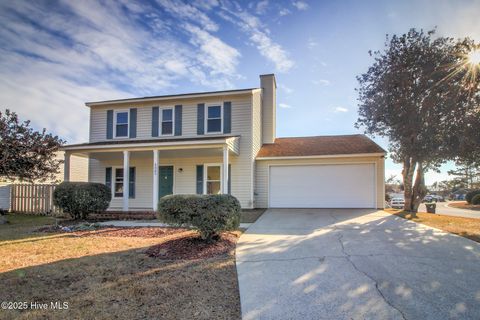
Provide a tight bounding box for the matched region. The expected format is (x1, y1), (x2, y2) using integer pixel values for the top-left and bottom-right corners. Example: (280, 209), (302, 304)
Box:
(448, 201), (480, 211)
(386, 209), (480, 243)
(0, 214), (241, 320)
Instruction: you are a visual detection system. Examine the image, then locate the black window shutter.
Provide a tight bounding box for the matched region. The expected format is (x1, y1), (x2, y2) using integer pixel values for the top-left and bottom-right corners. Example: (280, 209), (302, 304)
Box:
(105, 167), (112, 190)
(223, 101), (231, 134)
(129, 167), (135, 198)
(196, 165), (204, 194)
(152, 107), (159, 137)
(174, 105), (182, 136)
(197, 104), (205, 135)
(106, 110), (113, 139)
(129, 108), (137, 138)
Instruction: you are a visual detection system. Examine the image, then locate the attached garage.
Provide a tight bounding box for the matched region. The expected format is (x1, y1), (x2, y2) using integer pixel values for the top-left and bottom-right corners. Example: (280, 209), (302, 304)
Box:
(268, 163), (376, 208)
(255, 135), (386, 209)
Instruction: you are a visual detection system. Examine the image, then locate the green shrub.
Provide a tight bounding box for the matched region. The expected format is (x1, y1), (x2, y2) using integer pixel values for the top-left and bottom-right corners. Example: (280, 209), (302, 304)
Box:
(471, 194), (480, 205)
(158, 194), (241, 242)
(53, 182), (111, 219)
(466, 190), (480, 204)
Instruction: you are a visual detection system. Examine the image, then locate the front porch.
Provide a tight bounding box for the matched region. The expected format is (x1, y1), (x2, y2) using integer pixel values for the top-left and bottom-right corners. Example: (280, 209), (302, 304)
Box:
(62, 136), (240, 211)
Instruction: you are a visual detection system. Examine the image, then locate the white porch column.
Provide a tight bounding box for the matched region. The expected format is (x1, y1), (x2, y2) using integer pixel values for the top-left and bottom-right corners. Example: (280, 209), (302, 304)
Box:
(123, 150), (130, 212)
(63, 152), (71, 182)
(152, 150), (159, 210)
(222, 145), (229, 194)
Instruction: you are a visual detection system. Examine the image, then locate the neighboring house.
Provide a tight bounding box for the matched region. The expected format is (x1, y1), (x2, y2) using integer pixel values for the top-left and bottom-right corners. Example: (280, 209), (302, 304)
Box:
(0, 151), (88, 186)
(0, 151), (88, 210)
(62, 74), (385, 211)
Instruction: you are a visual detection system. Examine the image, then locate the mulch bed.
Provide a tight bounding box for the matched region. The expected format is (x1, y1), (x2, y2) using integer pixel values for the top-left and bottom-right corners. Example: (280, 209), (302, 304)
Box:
(146, 232), (238, 260)
(35, 225), (239, 260)
(75, 227), (189, 238)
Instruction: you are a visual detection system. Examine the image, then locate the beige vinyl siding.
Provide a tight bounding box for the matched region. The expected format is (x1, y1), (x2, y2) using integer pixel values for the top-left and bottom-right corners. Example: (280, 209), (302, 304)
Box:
(68, 155), (89, 182)
(87, 92), (256, 209)
(88, 93), (254, 143)
(251, 90), (262, 208)
(89, 152), (251, 210)
(255, 156), (385, 209)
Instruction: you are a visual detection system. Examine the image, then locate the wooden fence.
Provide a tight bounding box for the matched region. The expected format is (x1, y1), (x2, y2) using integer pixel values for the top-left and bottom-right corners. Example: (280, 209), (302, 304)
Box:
(10, 184), (61, 214)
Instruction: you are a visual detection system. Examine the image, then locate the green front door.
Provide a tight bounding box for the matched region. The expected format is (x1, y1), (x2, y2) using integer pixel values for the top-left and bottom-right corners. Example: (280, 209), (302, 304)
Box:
(159, 166), (174, 199)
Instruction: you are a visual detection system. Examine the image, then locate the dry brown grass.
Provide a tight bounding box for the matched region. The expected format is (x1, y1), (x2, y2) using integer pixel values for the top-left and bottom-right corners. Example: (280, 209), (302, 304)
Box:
(0, 214), (241, 320)
(385, 208), (480, 243)
(448, 201), (480, 211)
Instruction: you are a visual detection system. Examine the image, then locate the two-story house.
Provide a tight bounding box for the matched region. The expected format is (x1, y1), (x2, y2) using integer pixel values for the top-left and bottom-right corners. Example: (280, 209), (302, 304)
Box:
(62, 74), (385, 211)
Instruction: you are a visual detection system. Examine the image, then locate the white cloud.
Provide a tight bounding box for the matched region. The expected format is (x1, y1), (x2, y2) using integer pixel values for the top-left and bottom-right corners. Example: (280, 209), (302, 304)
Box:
(312, 79), (330, 86)
(292, 1), (309, 11)
(307, 38), (318, 49)
(218, 5), (294, 72)
(279, 103), (292, 108)
(157, 0), (219, 31)
(184, 23), (241, 76)
(249, 31), (294, 72)
(0, 0), (243, 143)
(255, 0), (269, 14)
(279, 8), (291, 16)
(334, 107), (349, 113)
(278, 84), (293, 94)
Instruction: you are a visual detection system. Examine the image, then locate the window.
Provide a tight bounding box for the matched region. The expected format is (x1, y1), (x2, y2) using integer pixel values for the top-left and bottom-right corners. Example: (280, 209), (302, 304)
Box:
(113, 167), (135, 198)
(115, 111), (129, 137)
(114, 168), (124, 197)
(161, 108), (174, 135)
(205, 165), (222, 194)
(206, 105), (222, 133)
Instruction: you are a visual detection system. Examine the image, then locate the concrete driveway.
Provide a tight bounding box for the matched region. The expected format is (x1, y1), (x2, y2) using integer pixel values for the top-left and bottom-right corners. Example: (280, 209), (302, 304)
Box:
(236, 209), (480, 320)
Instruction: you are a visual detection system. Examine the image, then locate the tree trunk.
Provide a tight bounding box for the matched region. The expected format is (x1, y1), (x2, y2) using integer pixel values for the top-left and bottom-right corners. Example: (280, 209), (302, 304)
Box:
(402, 157), (416, 212)
(411, 163), (427, 213)
(402, 158), (428, 216)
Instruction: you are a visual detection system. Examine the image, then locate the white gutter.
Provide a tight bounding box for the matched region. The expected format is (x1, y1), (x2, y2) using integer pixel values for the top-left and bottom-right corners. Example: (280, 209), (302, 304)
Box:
(86, 89), (261, 107)
(256, 153), (385, 160)
(61, 138), (232, 151)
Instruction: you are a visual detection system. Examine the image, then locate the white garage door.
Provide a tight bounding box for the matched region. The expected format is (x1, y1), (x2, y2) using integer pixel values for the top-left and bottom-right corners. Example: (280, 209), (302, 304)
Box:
(269, 164), (376, 208)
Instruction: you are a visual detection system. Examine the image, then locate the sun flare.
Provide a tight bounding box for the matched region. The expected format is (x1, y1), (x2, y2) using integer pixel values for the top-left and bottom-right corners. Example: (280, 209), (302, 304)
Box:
(468, 49), (480, 65)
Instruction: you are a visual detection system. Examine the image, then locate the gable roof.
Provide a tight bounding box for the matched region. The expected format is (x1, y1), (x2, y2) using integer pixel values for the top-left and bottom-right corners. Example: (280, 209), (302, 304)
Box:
(256, 134), (385, 158)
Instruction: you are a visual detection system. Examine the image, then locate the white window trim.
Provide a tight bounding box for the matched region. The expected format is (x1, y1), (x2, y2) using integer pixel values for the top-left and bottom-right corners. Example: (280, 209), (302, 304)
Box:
(112, 166), (135, 199)
(114, 109), (130, 139)
(205, 103), (223, 134)
(203, 163), (223, 195)
(159, 106), (175, 136)
(112, 166), (124, 199)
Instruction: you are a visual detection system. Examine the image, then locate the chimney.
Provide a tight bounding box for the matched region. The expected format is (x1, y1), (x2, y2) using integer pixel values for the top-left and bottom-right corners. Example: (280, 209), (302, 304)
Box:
(260, 74), (276, 144)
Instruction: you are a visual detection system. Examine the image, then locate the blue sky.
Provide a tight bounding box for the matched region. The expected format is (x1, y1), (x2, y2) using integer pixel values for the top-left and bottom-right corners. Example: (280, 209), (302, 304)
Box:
(0, 0), (479, 184)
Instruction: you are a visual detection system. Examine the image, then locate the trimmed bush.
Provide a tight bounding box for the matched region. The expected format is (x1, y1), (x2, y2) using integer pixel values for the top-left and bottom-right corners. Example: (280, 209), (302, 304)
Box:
(53, 182), (111, 219)
(466, 190), (480, 204)
(472, 194), (480, 205)
(158, 194), (241, 242)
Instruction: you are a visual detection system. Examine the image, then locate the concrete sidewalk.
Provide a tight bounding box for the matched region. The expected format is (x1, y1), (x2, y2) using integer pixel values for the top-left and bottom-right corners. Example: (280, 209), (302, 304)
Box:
(236, 208), (480, 320)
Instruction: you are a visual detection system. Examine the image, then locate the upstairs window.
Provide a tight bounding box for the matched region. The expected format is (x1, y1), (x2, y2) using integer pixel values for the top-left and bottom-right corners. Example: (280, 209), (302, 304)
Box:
(206, 105), (222, 133)
(115, 111), (129, 138)
(161, 108), (174, 135)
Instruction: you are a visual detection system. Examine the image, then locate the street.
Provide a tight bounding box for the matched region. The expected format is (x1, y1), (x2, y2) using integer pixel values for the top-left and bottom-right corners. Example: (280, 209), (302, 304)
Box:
(418, 201), (480, 219)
